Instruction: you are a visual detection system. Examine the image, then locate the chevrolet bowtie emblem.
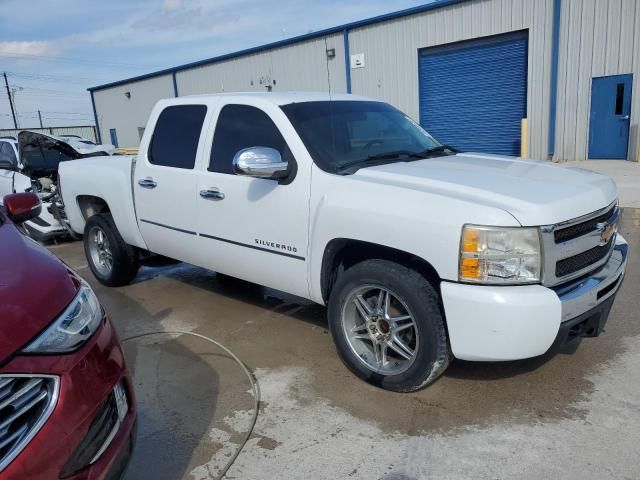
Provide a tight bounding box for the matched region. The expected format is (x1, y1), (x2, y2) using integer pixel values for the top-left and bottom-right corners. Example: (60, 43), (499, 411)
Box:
(598, 221), (616, 246)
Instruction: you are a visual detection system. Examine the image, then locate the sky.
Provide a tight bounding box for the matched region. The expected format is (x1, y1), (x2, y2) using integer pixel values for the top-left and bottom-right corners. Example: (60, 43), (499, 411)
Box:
(0, 0), (431, 130)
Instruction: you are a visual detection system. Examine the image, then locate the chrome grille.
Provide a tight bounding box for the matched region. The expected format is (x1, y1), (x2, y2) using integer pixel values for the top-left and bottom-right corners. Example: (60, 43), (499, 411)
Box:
(556, 237), (615, 277)
(541, 202), (619, 287)
(554, 205), (618, 243)
(0, 375), (59, 472)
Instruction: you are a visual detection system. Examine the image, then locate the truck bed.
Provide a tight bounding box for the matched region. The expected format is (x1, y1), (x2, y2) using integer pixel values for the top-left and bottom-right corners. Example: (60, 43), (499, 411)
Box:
(59, 155), (148, 249)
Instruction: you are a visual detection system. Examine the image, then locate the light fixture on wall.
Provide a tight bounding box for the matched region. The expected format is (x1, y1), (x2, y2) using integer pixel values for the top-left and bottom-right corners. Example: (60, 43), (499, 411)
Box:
(124, 91), (131, 99)
(326, 48), (336, 59)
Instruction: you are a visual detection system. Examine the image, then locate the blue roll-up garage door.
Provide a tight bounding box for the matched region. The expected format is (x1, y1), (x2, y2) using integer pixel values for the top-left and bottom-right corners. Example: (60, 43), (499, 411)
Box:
(419, 32), (528, 156)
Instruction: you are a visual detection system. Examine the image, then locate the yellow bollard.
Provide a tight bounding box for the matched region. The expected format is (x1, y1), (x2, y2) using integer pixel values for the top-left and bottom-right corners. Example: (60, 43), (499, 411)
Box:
(520, 118), (529, 159)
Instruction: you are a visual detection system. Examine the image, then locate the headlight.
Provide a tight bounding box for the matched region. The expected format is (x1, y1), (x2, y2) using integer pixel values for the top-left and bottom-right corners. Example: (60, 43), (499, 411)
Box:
(23, 283), (103, 353)
(459, 225), (541, 284)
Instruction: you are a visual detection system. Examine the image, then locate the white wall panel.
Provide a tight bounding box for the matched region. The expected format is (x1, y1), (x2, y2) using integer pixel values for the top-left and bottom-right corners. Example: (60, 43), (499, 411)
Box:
(92, 0), (640, 162)
(347, 0), (554, 161)
(93, 75), (174, 147)
(632, 0), (640, 161)
(555, 0), (640, 161)
(176, 33), (345, 96)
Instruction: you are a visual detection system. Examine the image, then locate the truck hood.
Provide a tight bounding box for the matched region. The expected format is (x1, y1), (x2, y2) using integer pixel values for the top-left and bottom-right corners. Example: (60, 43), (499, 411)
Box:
(18, 131), (112, 177)
(354, 153), (617, 225)
(0, 217), (77, 363)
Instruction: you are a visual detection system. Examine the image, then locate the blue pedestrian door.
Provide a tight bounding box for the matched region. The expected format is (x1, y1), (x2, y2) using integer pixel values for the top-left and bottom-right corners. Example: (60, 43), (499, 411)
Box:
(419, 32), (528, 156)
(589, 74), (633, 159)
(109, 128), (119, 148)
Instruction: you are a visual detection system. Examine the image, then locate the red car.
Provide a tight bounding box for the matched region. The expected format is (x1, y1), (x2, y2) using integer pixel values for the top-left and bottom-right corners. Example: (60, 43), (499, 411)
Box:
(0, 193), (136, 479)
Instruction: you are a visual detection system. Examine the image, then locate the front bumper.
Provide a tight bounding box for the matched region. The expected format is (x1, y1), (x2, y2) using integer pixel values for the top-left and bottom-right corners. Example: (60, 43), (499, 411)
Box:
(0, 318), (136, 480)
(441, 235), (628, 361)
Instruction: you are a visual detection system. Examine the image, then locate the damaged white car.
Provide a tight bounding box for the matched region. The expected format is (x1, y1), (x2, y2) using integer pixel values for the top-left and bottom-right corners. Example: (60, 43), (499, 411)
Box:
(0, 131), (114, 241)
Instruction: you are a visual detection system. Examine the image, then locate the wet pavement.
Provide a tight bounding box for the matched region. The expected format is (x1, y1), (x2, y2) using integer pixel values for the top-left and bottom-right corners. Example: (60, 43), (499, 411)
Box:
(47, 208), (640, 480)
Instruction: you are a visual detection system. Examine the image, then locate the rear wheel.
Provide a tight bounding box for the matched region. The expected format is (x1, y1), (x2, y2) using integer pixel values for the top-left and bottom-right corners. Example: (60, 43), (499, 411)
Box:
(84, 213), (139, 286)
(328, 259), (450, 392)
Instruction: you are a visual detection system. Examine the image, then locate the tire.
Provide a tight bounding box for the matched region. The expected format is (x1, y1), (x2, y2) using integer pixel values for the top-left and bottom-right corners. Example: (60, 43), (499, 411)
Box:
(84, 213), (139, 287)
(328, 259), (450, 392)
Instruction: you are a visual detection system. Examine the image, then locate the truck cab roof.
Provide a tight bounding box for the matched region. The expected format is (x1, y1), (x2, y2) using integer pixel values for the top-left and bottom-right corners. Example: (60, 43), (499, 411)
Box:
(159, 91), (378, 106)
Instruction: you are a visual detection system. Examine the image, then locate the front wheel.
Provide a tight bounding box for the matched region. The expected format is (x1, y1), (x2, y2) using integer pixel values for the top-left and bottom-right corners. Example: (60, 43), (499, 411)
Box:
(84, 213), (139, 287)
(328, 259), (450, 392)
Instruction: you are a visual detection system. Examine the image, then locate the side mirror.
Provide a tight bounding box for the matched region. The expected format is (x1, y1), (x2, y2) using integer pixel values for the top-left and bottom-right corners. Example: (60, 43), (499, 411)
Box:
(0, 159), (16, 171)
(233, 147), (288, 180)
(3, 193), (42, 224)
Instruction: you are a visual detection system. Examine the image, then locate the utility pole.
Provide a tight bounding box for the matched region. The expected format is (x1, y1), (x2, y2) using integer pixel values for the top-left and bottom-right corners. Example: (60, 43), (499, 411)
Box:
(3, 72), (17, 129)
(38, 110), (43, 128)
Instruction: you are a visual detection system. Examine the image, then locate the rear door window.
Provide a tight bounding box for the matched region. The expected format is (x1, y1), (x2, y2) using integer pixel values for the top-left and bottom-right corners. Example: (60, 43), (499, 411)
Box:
(148, 105), (207, 169)
(209, 104), (290, 174)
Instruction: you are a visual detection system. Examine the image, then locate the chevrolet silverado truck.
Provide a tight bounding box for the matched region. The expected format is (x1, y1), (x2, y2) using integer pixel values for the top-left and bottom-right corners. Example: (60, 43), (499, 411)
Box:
(59, 93), (628, 392)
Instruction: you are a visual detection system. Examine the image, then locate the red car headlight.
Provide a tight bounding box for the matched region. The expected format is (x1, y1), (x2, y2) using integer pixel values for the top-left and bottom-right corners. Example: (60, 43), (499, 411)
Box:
(22, 283), (103, 354)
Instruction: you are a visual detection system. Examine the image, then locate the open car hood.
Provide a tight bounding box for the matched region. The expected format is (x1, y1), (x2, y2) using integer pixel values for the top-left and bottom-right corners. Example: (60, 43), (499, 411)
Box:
(18, 131), (112, 177)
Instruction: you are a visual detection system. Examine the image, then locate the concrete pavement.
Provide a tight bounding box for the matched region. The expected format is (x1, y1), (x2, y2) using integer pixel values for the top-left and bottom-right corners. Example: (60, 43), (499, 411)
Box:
(47, 208), (640, 480)
(561, 160), (640, 208)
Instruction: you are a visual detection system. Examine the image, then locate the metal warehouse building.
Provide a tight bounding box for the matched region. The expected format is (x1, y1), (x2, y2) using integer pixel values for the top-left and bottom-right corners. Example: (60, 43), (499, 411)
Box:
(90, 0), (640, 162)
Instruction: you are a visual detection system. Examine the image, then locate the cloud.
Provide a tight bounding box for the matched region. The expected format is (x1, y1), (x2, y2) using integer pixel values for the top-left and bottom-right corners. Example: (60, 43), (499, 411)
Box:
(3, 0), (429, 61)
(61, 0), (260, 49)
(162, 0), (184, 11)
(0, 41), (59, 57)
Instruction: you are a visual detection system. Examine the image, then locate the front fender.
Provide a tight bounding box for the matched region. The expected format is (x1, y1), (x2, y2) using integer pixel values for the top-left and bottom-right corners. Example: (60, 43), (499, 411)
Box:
(307, 169), (519, 303)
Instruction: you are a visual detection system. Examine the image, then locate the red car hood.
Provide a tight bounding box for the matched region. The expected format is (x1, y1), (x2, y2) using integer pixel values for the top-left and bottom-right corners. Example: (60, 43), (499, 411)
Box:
(0, 217), (77, 363)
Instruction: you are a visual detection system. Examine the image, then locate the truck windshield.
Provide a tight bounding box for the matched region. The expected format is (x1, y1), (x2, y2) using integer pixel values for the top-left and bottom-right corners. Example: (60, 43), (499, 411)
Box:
(281, 101), (453, 173)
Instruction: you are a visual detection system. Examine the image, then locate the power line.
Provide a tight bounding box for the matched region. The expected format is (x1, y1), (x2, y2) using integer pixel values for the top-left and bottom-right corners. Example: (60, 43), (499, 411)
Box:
(0, 52), (164, 69)
(13, 85), (86, 94)
(5, 91), (87, 98)
(0, 72), (94, 129)
(21, 110), (92, 115)
(2, 112), (91, 117)
(5, 71), (116, 85)
(8, 112), (92, 118)
(35, 118), (93, 121)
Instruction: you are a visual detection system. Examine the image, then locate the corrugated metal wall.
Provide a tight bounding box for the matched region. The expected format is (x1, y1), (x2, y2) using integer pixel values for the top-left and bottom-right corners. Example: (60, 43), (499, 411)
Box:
(93, 74), (175, 147)
(348, 0), (554, 161)
(555, 0), (640, 161)
(419, 31), (529, 155)
(176, 33), (346, 96)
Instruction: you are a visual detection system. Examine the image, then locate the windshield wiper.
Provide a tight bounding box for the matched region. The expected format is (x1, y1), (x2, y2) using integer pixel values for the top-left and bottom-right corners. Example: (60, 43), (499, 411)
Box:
(367, 145), (458, 162)
(420, 144), (458, 156)
(336, 150), (427, 173)
(335, 145), (459, 173)
(366, 150), (429, 161)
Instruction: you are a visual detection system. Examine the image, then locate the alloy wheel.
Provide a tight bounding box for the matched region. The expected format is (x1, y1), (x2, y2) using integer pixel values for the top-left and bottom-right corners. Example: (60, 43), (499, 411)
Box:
(88, 226), (113, 277)
(341, 285), (419, 375)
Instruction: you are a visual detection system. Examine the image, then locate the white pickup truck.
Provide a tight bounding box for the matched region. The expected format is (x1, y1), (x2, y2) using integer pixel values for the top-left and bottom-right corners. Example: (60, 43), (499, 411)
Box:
(60, 92), (628, 392)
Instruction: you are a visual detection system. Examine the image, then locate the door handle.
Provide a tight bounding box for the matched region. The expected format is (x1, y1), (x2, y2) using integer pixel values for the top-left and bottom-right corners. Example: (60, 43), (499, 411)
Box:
(620, 115), (630, 121)
(199, 188), (225, 201)
(138, 178), (157, 189)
